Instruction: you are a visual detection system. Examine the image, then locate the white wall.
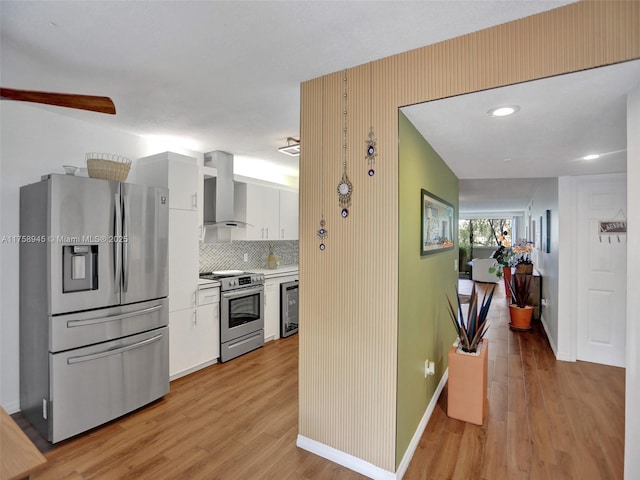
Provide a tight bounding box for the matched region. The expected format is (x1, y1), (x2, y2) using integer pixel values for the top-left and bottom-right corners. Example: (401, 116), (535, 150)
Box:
(0, 103), (201, 412)
(528, 179), (560, 353)
(625, 82), (640, 480)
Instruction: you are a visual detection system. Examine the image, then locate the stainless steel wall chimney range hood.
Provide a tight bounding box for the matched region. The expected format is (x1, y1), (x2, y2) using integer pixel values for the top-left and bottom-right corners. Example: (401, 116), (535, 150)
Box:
(203, 150), (248, 228)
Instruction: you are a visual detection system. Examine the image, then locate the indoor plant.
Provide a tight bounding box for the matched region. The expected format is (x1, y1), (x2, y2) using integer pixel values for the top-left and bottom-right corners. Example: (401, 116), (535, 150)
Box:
(489, 244), (513, 296)
(446, 283), (495, 353)
(508, 273), (534, 330)
(446, 283), (495, 425)
(511, 239), (534, 274)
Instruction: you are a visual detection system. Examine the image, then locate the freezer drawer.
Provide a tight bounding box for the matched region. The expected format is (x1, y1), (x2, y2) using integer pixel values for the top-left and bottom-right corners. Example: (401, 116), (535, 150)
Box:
(50, 298), (168, 352)
(49, 327), (169, 443)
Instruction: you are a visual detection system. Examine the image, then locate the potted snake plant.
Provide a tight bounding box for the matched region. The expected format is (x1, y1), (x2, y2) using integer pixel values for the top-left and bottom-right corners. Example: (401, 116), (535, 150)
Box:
(508, 273), (533, 330)
(445, 283), (495, 425)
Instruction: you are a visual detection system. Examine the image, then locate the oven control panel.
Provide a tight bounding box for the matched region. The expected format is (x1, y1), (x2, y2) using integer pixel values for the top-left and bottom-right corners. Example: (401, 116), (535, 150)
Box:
(219, 273), (265, 291)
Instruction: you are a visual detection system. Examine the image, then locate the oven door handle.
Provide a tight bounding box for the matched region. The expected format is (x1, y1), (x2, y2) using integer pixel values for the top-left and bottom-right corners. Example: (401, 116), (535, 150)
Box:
(221, 286), (264, 300)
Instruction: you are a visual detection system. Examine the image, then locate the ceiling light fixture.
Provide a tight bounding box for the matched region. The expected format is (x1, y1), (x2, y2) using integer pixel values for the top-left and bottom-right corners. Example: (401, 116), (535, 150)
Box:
(487, 105), (520, 117)
(278, 137), (300, 156)
(583, 154), (600, 160)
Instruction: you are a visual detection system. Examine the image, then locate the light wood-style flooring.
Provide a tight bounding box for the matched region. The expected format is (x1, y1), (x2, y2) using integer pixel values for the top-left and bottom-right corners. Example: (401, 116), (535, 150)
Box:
(22, 279), (624, 479)
(403, 280), (625, 480)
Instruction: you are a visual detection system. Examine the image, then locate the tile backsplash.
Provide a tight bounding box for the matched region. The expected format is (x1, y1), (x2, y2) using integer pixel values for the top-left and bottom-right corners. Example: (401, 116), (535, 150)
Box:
(199, 240), (298, 272)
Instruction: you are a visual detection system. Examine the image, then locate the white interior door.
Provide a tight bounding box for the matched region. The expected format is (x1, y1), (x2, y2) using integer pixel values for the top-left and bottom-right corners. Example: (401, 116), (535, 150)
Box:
(576, 176), (627, 367)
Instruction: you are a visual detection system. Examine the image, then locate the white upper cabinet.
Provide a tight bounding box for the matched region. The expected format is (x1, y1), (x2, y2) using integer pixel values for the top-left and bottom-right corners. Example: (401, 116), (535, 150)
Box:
(279, 190), (299, 240)
(136, 152), (199, 211)
(236, 183), (281, 241)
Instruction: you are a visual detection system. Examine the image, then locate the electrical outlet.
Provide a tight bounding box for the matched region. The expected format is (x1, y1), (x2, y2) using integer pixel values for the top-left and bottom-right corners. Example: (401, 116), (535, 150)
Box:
(243, 253), (248, 262)
(454, 259), (458, 271)
(424, 359), (435, 377)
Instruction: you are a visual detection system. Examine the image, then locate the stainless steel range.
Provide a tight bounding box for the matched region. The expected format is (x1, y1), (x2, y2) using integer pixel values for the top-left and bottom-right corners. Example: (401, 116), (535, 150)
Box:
(199, 270), (265, 362)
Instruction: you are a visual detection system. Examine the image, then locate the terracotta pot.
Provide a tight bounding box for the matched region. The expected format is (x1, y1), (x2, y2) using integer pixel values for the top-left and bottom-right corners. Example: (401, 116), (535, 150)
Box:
(502, 266), (512, 298)
(447, 340), (488, 425)
(509, 304), (534, 330)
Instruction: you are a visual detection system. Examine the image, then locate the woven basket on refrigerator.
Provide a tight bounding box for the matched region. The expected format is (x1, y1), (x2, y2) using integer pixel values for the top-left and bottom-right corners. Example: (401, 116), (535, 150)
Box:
(86, 153), (131, 181)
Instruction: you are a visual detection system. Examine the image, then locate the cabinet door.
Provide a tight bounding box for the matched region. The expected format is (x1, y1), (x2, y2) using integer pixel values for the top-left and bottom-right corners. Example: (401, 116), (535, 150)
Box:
(263, 188), (280, 240)
(264, 280), (280, 341)
(136, 152), (199, 211)
(168, 210), (199, 312)
(197, 302), (219, 363)
(243, 184), (265, 240)
(279, 190), (299, 240)
(169, 308), (198, 377)
(241, 184), (280, 240)
(168, 160), (199, 211)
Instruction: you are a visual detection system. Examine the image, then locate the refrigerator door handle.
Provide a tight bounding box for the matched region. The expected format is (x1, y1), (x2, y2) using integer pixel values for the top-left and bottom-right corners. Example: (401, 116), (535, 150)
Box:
(114, 193), (122, 293)
(122, 191), (130, 293)
(66, 303), (163, 328)
(66, 333), (163, 364)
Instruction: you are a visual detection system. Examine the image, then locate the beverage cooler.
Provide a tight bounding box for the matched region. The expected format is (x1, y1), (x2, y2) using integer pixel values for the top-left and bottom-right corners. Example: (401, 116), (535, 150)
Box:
(280, 280), (299, 338)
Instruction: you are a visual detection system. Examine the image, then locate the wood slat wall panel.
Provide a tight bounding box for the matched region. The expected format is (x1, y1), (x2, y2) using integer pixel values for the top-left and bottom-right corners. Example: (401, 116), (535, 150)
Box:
(299, 0), (639, 473)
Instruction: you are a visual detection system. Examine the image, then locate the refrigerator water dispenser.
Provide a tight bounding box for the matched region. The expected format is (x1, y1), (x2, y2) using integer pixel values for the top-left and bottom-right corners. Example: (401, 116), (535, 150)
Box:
(63, 245), (98, 292)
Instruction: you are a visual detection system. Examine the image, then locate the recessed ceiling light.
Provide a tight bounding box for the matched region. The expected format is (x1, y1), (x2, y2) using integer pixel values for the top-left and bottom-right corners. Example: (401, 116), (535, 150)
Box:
(487, 105), (520, 117)
(583, 154), (600, 160)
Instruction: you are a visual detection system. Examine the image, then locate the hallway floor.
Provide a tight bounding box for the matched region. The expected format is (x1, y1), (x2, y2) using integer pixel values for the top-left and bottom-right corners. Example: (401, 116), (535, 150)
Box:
(404, 279), (625, 479)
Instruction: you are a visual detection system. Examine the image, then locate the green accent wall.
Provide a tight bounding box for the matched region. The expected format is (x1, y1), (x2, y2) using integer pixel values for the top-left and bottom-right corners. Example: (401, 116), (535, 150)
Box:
(396, 111), (459, 466)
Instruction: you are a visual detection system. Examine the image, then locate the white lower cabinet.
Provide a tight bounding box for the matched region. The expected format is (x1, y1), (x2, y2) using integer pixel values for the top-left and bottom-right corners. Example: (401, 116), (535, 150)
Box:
(264, 274), (299, 342)
(169, 286), (220, 379)
(197, 295), (220, 363)
(168, 308), (198, 378)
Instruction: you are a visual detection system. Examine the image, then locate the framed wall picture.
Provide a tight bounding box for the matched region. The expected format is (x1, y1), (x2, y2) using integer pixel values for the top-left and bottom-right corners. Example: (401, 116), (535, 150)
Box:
(531, 220), (536, 249)
(420, 189), (454, 255)
(538, 215), (543, 250)
(545, 209), (551, 253)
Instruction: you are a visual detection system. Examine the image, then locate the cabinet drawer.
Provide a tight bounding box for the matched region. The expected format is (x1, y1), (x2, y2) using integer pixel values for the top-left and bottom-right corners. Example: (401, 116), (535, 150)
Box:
(198, 286), (220, 306)
(49, 327), (169, 442)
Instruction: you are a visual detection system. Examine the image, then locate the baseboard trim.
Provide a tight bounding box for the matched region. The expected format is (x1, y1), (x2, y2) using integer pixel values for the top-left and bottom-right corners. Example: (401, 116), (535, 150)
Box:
(539, 314), (557, 355)
(296, 435), (395, 480)
(540, 314), (573, 362)
(169, 358), (218, 382)
(297, 368), (449, 480)
(395, 368), (449, 479)
(2, 400), (20, 415)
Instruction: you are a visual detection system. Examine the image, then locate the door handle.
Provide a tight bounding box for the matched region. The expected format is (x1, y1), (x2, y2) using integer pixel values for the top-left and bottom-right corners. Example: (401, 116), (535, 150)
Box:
(114, 193), (122, 293)
(67, 334), (163, 364)
(67, 304), (163, 328)
(122, 191), (130, 292)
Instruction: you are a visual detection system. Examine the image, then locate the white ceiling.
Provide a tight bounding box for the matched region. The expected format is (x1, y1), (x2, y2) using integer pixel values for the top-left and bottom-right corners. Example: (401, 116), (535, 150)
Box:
(4, 0), (634, 214)
(402, 60), (640, 214)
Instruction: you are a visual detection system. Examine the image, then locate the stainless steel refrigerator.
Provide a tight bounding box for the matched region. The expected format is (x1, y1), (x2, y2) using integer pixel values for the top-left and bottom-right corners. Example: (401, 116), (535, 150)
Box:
(20, 174), (170, 443)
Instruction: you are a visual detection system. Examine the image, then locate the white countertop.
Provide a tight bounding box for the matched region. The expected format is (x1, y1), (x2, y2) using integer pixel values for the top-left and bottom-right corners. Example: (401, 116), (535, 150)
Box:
(251, 265), (299, 278)
(198, 265), (298, 284)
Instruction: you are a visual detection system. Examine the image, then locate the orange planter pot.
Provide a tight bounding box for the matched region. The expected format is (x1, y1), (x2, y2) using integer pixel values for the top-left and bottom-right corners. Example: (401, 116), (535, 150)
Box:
(447, 340), (488, 425)
(502, 266), (512, 298)
(509, 304), (534, 331)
